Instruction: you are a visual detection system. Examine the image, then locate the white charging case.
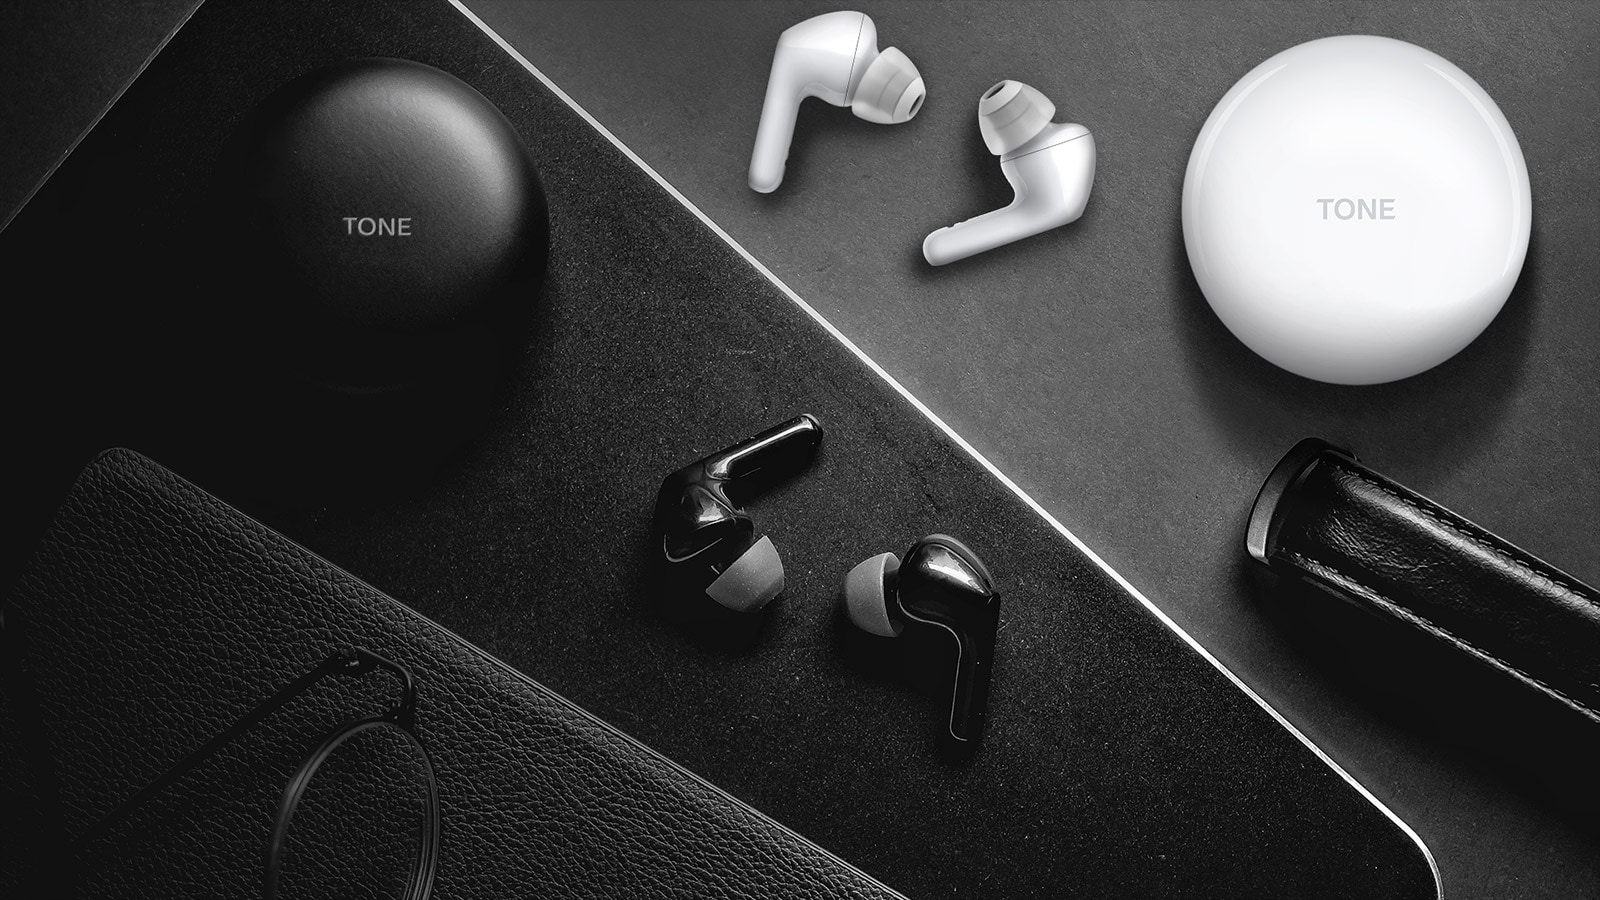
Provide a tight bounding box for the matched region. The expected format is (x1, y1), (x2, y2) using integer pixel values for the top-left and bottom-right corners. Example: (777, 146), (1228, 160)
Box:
(1182, 35), (1531, 385)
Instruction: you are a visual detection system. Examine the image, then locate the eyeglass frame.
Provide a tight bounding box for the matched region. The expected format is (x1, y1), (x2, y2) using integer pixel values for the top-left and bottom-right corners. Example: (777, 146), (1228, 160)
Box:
(1, 604), (440, 900)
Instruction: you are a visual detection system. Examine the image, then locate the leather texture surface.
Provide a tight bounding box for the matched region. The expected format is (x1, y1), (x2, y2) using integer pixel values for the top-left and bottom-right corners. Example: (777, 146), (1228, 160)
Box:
(2, 448), (905, 899)
(0, 0), (1441, 897)
(1262, 444), (1600, 724)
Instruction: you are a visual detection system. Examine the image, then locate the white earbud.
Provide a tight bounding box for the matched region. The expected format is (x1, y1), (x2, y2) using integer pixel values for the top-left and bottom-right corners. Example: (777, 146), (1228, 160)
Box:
(923, 81), (1096, 265)
(748, 11), (926, 194)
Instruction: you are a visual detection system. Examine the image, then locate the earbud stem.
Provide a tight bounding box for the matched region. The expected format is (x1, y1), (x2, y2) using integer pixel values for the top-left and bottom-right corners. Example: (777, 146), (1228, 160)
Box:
(749, 74), (802, 194)
(948, 604), (999, 744)
(707, 413), (823, 482)
(748, 11), (874, 193)
(924, 123), (1095, 266)
(924, 200), (1054, 267)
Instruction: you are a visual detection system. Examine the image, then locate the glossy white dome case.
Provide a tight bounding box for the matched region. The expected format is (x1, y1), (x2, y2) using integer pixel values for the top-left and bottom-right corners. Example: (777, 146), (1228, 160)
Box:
(1182, 35), (1531, 385)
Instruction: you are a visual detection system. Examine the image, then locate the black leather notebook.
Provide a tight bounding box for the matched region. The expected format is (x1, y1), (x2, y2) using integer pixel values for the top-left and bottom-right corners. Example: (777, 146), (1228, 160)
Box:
(1, 448), (904, 898)
(0, 0), (1440, 896)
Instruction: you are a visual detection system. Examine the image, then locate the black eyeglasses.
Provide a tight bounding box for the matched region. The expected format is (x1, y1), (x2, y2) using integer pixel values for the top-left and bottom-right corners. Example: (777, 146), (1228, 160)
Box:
(2, 605), (440, 899)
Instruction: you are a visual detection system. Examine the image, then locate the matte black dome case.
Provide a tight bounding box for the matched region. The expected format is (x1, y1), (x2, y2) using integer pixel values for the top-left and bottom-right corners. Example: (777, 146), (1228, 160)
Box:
(210, 57), (549, 496)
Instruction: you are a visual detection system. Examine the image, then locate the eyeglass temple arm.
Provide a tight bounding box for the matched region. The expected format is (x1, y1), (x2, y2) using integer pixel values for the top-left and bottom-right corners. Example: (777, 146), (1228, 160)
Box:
(77, 647), (412, 850)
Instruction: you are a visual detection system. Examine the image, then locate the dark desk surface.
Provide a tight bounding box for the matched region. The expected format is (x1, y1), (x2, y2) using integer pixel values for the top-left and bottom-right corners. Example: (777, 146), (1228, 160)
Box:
(3, 1), (1597, 897)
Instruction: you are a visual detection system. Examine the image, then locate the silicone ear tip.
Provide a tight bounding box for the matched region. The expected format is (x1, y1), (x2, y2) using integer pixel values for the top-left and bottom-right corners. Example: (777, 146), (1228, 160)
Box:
(851, 47), (925, 124)
(706, 535), (785, 613)
(977, 80), (1055, 156)
(844, 552), (903, 637)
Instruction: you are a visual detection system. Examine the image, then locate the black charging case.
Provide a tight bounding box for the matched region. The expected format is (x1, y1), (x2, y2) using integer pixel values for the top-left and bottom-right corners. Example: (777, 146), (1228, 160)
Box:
(210, 57), (548, 497)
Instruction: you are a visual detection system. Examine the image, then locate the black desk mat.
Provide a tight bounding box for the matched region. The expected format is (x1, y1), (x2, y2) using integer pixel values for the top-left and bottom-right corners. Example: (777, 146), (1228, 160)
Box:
(0, 0), (1437, 896)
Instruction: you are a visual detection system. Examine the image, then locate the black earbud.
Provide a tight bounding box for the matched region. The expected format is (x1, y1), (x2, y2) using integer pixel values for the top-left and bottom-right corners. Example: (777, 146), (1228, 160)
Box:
(843, 534), (1000, 748)
(653, 414), (823, 614)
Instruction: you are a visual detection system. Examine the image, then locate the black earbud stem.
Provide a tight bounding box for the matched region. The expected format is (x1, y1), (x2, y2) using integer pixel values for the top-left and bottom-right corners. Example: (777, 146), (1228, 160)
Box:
(897, 534), (1000, 747)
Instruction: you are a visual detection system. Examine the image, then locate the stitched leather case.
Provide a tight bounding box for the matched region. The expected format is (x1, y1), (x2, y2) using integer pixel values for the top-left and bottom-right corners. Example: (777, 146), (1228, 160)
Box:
(0, 448), (904, 899)
(1248, 438), (1600, 724)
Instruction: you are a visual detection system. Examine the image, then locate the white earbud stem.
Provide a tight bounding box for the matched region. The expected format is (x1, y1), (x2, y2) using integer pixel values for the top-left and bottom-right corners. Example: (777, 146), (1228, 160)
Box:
(844, 551), (903, 637)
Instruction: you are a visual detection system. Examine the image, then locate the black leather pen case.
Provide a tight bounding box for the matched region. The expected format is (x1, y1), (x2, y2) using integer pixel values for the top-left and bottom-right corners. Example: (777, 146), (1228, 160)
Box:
(1249, 438), (1600, 724)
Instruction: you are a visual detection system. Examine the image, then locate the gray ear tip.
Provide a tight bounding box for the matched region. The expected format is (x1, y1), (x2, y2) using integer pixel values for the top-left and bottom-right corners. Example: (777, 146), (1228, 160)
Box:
(850, 47), (924, 125)
(977, 80), (1055, 156)
(706, 535), (784, 613)
(843, 552), (903, 637)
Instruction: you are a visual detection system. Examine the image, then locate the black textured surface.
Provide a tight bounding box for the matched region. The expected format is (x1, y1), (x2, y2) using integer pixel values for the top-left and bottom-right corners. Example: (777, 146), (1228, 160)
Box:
(3, 449), (906, 899)
(0, 0), (1442, 898)
(1262, 442), (1600, 723)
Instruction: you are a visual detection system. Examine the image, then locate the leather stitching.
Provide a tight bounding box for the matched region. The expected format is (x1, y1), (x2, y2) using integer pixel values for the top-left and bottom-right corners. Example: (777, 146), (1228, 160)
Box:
(1327, 458), (1597, 603)
(1279, 548), (1597, 719)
